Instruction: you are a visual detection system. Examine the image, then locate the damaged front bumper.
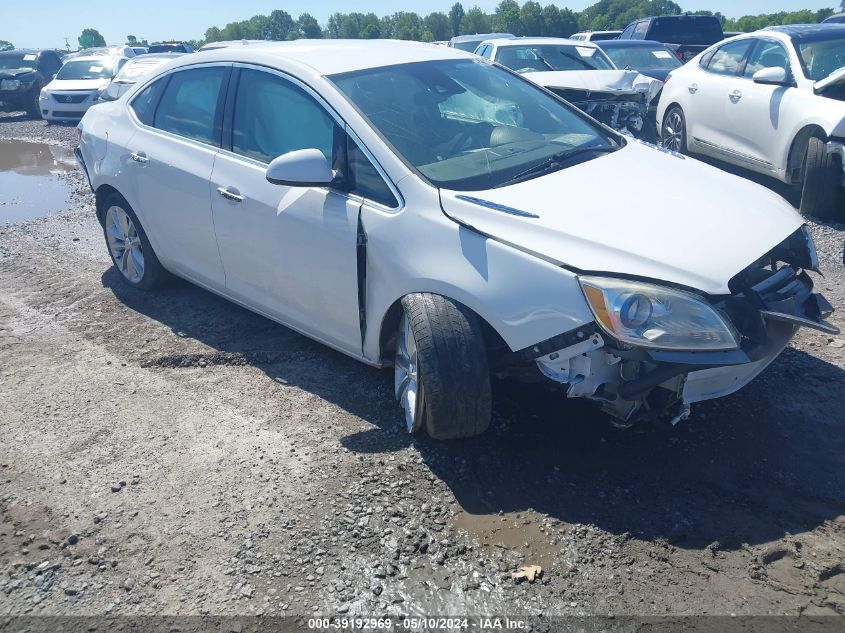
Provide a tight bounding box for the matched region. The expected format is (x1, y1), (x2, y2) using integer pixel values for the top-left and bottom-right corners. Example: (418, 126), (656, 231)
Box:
(549, 87), (653, 139)
(526, 232), (837, 426)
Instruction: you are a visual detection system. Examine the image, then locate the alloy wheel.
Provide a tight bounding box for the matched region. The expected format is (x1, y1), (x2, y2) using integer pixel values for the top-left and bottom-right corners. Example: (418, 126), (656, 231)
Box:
(394, 312), (421, 433)
(105, 205), (145, 284)
(662, 111), (685, 152)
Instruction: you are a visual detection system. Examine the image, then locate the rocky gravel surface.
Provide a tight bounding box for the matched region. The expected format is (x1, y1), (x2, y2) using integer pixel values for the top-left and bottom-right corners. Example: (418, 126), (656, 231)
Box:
(1, 112), (844, 622)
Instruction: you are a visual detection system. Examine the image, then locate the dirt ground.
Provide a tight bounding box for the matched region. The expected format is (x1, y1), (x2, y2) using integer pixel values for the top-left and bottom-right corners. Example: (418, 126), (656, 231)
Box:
(1, 112), (844, 623)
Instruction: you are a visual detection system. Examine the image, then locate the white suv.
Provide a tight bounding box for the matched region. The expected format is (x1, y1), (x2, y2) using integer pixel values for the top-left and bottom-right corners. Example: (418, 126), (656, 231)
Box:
(76, 41), (836, 438)
(657, 24), (845, 220)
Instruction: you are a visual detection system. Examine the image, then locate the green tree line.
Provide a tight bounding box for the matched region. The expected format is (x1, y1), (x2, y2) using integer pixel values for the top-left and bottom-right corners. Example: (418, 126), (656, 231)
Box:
(0, 1), (836, 52)
(198, 0), (837, 45)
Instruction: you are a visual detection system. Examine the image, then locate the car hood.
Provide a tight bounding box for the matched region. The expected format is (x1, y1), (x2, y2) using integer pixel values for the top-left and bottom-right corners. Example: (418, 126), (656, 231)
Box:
(439, 142), (803, 295)
(0, 69), (37, 81)
(814, 65), (845, 93)
(524, 69), (662, 95)
(46, 78), (110, 91)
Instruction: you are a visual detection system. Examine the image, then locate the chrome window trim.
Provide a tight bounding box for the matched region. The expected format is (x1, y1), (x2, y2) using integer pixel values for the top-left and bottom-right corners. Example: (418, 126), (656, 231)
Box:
(126, 61), (233, 154)
(228, 63), (404, 212)
(125, 61), (404, 212)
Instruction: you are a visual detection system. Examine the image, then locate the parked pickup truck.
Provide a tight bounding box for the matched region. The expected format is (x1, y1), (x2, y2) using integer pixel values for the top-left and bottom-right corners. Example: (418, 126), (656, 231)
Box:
(618, 15), (725, 62)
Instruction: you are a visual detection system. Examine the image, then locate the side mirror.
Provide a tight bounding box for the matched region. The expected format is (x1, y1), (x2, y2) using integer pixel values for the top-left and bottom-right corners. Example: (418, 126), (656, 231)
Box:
(265, 148), (334, 187)
(753, 66), (788, 86)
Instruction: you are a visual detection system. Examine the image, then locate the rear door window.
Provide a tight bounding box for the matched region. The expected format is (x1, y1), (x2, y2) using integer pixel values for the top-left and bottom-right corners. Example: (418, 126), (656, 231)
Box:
(153, 66), (228, 145)
(131, 77), (168, 126)
(705, 40), (753, 76)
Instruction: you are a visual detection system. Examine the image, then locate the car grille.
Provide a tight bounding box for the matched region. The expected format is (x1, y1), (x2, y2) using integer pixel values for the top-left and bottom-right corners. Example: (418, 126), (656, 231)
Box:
(49, 110), (87, 119)
(720, 264), (815, 343)
(52, 93), (90, 104)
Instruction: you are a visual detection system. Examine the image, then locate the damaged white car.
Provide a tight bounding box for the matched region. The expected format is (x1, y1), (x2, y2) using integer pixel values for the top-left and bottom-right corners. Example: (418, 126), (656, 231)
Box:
(475, 37), (663, 139)
(75, 41), (837, 440)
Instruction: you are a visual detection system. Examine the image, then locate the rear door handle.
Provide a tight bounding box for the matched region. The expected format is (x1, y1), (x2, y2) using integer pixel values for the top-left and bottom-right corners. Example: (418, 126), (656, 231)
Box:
(217, 186), (244, 203)
(729, 90), (742, 102)
(130, 151), (149, 164)
(688, 83), (698, 94)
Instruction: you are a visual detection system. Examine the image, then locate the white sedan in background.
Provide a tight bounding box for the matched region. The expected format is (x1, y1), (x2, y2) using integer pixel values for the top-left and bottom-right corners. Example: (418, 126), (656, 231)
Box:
(40, 54), (128, 121)
(658, 24), (845, 220)
(76, 41), (835, 439)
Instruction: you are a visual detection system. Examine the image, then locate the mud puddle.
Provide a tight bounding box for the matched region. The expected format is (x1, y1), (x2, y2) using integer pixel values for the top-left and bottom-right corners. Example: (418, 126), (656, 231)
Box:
(0, 139), (75, 224)
(453, 509), (563, 571)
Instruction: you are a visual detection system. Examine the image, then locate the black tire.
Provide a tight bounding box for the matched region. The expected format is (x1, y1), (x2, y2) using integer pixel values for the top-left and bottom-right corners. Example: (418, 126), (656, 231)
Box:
(799, 137), (842, 221)
(24, 86), (41, 119)
(100, 192), (169, 290)
(660, 105), (687, 154)
(400, 293), (492, 440)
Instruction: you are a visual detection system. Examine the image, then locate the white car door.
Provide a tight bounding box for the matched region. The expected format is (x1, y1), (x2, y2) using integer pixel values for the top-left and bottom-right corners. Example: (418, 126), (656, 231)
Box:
(127, 65), (229, 287)
(725, 38), (798, 172)
(685, 39), (755, 154)
(210, 67), (393, 356)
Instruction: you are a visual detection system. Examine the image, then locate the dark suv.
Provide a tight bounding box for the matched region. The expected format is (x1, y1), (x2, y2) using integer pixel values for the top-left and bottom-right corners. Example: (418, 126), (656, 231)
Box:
(148, 41), (195, 54)
(0, 49), (64, 118)
(619, 15), (725, 62)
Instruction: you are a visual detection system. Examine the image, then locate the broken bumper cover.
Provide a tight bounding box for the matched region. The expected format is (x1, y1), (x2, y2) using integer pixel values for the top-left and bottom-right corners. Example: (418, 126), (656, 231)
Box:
(74, 146), (93, 193)
(530, 257), (836, 422)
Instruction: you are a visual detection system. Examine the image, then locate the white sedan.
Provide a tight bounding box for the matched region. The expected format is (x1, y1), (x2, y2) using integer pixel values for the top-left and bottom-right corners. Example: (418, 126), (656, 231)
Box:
(40, 54), (128, 121)
(657, 24), (845, 220)
(76, 41), (836, 439)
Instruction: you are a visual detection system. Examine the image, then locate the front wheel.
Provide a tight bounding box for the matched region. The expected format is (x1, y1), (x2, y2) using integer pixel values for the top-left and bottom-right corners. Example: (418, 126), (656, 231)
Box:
(101, 193), (168, 290)
(799, 137), (842, 221)
(25, 89), (41, 119)
(394, 293), (492, 440)
(661, 106), (687, 154)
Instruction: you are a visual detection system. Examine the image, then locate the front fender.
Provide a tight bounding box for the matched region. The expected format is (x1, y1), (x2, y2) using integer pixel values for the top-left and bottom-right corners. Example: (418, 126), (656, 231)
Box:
(361, 201), (594, 363)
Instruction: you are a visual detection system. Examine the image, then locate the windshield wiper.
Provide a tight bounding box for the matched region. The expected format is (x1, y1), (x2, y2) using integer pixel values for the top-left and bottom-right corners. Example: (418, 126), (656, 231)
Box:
(534, 53), (556, 71)
(496, 145), (617, 188)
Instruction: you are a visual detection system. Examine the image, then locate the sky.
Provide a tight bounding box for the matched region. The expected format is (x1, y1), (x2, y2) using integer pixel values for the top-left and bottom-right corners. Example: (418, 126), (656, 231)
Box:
(3, 0), (841, 49)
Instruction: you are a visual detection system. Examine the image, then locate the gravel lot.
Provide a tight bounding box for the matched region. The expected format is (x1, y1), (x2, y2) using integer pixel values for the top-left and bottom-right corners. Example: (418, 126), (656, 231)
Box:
(1, 112), (844, 621)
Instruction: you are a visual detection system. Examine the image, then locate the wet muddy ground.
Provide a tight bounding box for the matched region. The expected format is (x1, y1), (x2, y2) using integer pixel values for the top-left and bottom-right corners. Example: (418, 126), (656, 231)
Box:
(0, 112), (844, 621)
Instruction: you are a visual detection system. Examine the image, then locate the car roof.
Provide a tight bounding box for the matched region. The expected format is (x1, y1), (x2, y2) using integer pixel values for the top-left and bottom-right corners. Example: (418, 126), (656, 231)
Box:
(176, 39), (473, 76)
(597, 39), (667, 48)
(450, 33), (513, 43)
(63, 54), (122, 64)
(490, 37), (598, 48)
(0, 49), (56, 55)
(763, 24), (845, 40)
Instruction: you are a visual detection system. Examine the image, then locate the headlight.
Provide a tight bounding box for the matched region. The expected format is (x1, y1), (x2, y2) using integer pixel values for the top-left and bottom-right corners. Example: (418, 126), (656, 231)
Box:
(1, 79), (21, 90)
(579, 276), (739, 351)
(39, 88), (48, 100)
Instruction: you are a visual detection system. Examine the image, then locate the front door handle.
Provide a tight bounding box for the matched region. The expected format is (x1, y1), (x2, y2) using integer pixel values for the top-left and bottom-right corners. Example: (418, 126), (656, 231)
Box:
(130, 151), (149, 164)
(688, 83), (698, 94)
(729, 90), (742, 102)
(217, 186), (244, 203)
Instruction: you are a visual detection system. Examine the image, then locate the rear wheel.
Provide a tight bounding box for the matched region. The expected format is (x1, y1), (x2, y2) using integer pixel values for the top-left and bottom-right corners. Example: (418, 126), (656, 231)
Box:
(799, 136), (842, 221)
(394, 293), (492, 440)
(661, 106), (687, 154)
(101, 193), (168, 290)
